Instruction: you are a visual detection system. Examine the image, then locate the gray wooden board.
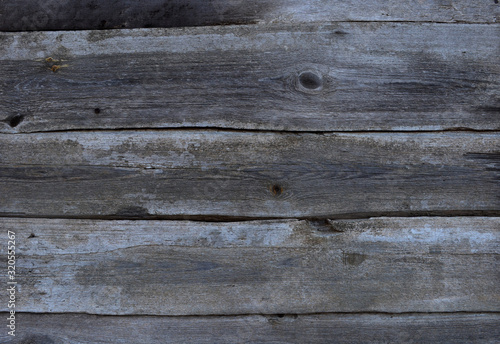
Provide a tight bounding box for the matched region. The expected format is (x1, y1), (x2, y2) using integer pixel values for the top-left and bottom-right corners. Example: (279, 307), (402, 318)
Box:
(0, 132), (498, 218)
(1, 313), (499, 344)
(1, 217), (498, 315)
(1, 23), (499, 133)
(1, 0), (499, 31)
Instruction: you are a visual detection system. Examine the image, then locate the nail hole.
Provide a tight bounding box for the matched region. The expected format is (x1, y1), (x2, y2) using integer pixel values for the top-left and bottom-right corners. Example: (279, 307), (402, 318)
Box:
(94, 108), (101, 114)
(8, 115), (24, 128)
(271, 184), (283, 196)
(298, 71), (322, 90)
(277, 314), (285, 318)
(28, 233), (36, 238)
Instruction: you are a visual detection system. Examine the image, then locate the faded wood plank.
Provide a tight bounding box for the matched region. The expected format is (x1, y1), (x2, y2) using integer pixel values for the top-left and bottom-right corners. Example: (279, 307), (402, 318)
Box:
(1, 0), (499, 32)
(1, 23), (499, 133)
(0, 132), (498, 218)
(2, 313), (499, 344)
(1, 217), (498, 315)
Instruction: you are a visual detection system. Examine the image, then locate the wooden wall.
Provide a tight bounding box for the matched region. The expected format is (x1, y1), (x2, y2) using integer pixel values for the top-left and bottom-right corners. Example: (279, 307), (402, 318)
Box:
(0, 1), (499, 343)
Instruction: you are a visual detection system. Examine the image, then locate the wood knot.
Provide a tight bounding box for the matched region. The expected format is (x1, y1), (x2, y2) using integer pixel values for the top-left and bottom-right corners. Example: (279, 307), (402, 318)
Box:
(7, 114), (24, 128)
(270, 184), (283, 196)
(299, 71), (322, 89)
(295, 70), (324, 93)
(342, 252), (367, 266)
(44, 57), (68, 73)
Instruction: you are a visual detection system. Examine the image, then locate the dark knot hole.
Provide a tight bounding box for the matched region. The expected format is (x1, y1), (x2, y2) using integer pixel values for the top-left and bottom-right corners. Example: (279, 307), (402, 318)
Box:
(8, 115), (24, 128)
(271, 184), (283, 196)
(298, 71), (322, 90)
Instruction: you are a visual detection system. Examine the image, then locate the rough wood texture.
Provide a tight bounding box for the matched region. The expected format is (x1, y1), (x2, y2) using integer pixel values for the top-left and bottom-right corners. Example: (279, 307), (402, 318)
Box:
(1, 217), (498, 315)
(0, 132), (498, 218)
(1, 0), (499, 32)
(1, 23), (499, 133)
(2, 313), (499, 344)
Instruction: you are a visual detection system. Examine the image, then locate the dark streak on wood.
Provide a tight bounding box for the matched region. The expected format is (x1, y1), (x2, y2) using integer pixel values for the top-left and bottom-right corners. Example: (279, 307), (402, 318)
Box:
(0, 0), (269, 31)
(0, 0), (498, 32)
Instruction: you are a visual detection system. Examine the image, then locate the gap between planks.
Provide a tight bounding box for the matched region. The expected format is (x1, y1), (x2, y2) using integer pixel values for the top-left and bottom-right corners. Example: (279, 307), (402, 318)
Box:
(1, 212), (500, 222)
(4, 311), (500, 317)
(3, 127), (500, 135)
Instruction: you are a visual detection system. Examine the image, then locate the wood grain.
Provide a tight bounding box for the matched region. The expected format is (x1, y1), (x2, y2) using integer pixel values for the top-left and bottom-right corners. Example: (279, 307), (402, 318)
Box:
(2, 313), (499, 344)
(1, 0), (498, 32)
(1, 217), (498, 315)
(1, 23), (499, 133)
(0, 132), (498, 218)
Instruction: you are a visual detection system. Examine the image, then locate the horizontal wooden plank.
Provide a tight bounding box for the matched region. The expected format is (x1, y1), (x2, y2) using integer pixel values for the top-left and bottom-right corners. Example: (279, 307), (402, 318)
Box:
(0, 132), (498, 218)
(1, 23), (499, 133)
(1, 217), (498, 315)
(2, 313), (499, 344)
(1, 0), (499, 32)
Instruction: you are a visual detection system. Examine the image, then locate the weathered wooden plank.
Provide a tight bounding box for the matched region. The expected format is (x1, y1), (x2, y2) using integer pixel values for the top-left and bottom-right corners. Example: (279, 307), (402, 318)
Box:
(1, 0), (499, 32)
(2, 313), (499, 344)
(1, 217), (498, 314)
(1, 23), (499, 133)
(0, 132), (498, 218)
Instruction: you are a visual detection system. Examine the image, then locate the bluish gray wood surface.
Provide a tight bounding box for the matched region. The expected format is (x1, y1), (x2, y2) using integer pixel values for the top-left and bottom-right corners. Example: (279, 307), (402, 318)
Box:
(0, 132), (498, 218)
(1, 5), (499, 341)
(0, 217), (498, 315)
(1, 23), (499, 133)
(1, 313), (499, 344)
